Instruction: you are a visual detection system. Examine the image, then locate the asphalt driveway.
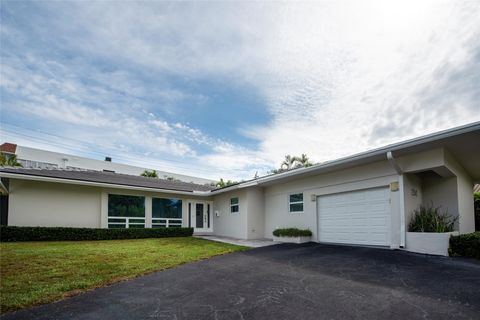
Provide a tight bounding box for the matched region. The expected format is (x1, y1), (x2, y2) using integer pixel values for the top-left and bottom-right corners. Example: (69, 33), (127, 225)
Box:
(3, 243), (480, 320)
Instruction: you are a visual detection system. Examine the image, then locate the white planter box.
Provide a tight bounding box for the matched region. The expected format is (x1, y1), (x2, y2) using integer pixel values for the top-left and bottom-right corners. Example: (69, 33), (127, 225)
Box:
(406, 231), (459, 256)
(273, 235), (311, 244)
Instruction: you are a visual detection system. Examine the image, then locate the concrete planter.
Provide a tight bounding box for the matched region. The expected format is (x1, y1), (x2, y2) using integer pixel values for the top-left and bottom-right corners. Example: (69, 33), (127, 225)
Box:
(273, 235), (311, 244)
(406, 231), (459, 256)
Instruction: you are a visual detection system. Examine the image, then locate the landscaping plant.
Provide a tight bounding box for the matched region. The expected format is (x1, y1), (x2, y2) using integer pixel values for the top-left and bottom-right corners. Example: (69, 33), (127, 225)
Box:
(449, 232), (480, 259)
(273, 228), (312, 237)
(408, 204), (457, 233)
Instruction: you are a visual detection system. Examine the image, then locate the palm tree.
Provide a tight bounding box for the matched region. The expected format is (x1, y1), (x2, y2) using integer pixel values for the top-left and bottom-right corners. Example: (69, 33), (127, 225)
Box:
(141, 170), (158, 178)
(216, 178), (237, 188)
(280, 155), (297, 171)
(272, 154), (314, 174)
(294, 154), (313, 168)
(0, 153), (22, 167)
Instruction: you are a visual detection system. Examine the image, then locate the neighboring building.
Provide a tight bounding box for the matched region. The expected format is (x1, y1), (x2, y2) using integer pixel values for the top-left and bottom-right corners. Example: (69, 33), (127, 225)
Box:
(0, 143), (214, 185)
(1, 122), (479, 255)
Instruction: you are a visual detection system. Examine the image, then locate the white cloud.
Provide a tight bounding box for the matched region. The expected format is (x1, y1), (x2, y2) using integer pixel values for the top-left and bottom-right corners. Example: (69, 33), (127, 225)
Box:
(2, 1), (480, 180)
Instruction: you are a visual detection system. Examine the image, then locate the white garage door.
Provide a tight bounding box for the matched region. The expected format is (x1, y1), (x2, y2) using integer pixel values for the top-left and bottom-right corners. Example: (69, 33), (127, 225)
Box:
(317, 187), (391, 246)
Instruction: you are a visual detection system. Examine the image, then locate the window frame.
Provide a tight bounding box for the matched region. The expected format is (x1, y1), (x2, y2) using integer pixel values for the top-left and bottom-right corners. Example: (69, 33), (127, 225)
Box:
(107, 193), (146, 229)
(288, 192), (304, 213)
(230, 197), (239, 213)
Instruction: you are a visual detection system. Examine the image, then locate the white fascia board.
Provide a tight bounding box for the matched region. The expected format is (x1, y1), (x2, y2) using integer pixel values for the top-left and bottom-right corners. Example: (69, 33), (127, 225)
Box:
(208, 180), (259, 195)
(0, 172), (210, 197)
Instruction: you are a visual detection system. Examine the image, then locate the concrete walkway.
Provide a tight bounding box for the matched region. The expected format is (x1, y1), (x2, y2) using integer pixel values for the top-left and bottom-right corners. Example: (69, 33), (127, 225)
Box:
(194, 235), (276, 247)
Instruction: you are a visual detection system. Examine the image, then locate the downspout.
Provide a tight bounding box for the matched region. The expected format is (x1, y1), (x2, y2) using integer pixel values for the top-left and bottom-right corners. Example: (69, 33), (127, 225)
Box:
(387, 151), (405, 248)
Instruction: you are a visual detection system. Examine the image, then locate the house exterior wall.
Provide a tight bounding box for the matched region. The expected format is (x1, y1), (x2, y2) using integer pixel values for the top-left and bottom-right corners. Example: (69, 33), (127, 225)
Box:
(7, 179), (210, 229)
(422, 175), (458, 218)
(444, 151), (475, 234)
(397, 148), (445, 173)
(212, 189), (248, 239)
(246, 187), (265, 239)
(403, 173), (423, 231)
(8, 179), (102, 228)
(263, 160), (400, 245)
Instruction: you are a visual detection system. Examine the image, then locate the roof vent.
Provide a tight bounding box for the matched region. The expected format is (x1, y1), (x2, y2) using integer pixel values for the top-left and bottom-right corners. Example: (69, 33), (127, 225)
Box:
(105, 157), (112, 162)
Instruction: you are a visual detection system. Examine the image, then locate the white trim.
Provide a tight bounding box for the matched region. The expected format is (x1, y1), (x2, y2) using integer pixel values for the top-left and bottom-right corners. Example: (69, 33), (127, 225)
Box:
(152, 218), (182, 228)
(189, 200), (213, 232)
(107, 216), (146, 228)
(399, 174), (406, 248)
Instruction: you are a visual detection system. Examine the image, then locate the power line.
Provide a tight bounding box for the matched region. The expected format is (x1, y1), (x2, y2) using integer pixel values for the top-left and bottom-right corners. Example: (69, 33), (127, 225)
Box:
(0, 123), (259, 175)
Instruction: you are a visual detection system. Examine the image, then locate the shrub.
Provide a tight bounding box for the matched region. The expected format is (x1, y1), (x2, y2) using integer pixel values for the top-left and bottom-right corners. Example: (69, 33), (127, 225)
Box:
(474, 192), (480, 201)
(0, 226), (193, 242)
(408, 204), (457, 232)
(449, 232), (480, 259)
(273, 228), (312, 237)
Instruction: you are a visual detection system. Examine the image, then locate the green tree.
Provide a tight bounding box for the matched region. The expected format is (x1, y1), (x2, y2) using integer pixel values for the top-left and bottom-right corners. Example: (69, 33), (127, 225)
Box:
(272, 154), (314, 174)
(141, 170), (158, 178)
(0, 153), (22, 167)
(216, 178), (238, 188)
(294, 154), (313, 168)
(280, 155), (297, 171)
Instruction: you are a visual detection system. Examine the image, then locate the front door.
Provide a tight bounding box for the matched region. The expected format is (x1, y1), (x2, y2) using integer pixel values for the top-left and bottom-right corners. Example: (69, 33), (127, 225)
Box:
(189, 201), (212, 232)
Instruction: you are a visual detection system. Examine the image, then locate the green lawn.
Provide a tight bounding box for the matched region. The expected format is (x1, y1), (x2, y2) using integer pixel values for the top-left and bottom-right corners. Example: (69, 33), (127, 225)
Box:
(0, 237), (248, 313)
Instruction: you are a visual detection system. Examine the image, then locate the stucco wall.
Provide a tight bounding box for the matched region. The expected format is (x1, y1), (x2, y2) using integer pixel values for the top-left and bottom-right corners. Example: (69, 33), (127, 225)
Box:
(8, 179), (102, 228)
(403, 173), (423, 230)
(263, 160), (400, 244)
(212, 189), (247, 239)
(444, 151), (475, 234)
(246, 187), (265, 239)
(422, 174), (458, 218)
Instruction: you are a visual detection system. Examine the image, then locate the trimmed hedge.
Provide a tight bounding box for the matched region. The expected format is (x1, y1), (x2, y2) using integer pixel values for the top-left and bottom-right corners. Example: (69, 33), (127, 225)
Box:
(273, 228), (312, 237)
(449, 232), (480, 259)
(0, 226), (194, 242)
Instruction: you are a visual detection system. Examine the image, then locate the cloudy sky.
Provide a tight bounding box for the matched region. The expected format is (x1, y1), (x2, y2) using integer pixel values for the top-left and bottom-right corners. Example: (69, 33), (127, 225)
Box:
(1, 1), (479, 180)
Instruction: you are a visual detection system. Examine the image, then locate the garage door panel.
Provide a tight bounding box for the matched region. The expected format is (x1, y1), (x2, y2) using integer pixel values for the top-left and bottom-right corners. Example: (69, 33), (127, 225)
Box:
(317, 187), (391, 247)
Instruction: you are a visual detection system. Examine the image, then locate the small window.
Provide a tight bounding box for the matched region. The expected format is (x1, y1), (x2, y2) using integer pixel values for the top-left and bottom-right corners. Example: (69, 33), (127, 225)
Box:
(289, 193), (304, 212)
(230, 197), (239, 213)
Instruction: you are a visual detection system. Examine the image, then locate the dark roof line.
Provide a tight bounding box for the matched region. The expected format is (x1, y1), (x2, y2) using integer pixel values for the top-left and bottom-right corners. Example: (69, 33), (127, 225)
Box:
(0, 168), (214, 193)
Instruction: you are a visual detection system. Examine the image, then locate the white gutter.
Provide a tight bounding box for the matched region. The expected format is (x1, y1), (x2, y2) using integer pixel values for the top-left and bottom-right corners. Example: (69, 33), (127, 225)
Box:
(0, 172), (212, 197)
(386, 151), (406, 248)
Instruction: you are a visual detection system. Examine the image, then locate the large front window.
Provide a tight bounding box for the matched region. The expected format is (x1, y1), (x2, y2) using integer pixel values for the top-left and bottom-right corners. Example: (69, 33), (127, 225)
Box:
(108, 194), (145, 228)
(152, 198), (183, 228)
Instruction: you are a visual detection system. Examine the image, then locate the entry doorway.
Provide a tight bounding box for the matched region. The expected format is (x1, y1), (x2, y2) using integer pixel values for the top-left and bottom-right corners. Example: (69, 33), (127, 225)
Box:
(188, 201), (213, 232)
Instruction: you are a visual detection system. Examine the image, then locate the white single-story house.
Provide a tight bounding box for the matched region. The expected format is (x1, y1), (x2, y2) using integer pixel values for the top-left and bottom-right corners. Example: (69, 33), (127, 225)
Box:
(1, 123), (479, 254)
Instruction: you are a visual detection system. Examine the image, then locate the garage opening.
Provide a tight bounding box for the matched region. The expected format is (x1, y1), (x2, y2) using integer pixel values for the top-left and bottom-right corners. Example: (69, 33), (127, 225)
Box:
(317, 187), (391, 246)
